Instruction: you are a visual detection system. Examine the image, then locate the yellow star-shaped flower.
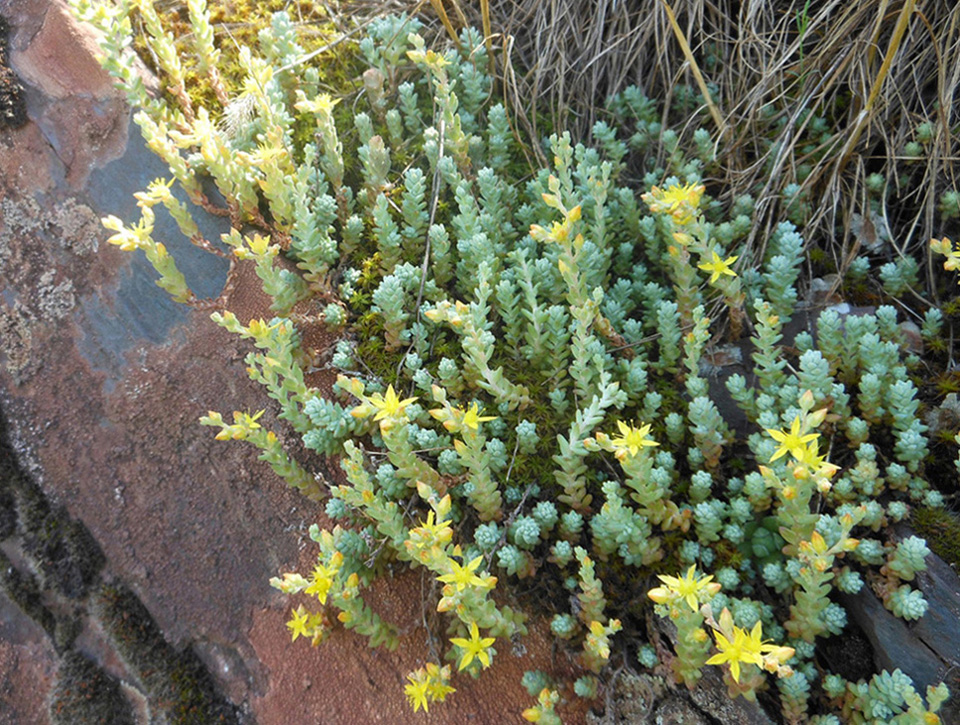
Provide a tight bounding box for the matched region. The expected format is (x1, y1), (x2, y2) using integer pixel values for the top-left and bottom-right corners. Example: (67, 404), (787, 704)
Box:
(706, 614), (792, 683)
(647, 565), (721, 612)
(792, 438), (839, 480)
(706, 623), (763, 682)
(698, 251), (739, 283)
(610, 420), (659, 457)
(462, 403), (497, 431)
(366, 385), (418, 421)
(286, 605), (311, 642)
(404, 673), (431, 712)
(305, 553), (342, 605)
(438, 555), (490, 592)
(766, 416), (818, 463)
(450, 621), (496, 671)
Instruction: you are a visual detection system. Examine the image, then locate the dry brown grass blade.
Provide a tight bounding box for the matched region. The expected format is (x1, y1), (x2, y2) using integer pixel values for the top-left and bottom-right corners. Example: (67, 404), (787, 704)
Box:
(446, 0), (469, 29)
(834, 0), (917, 176)
(480, 0), (494, 76)
(427, 0), (462, 48)
(657, 0), (726, 142)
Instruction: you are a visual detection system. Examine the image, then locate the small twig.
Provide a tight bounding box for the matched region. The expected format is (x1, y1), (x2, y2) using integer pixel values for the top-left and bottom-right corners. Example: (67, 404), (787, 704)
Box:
(276, 22), (369, 74)
(503, 436), (521, 486)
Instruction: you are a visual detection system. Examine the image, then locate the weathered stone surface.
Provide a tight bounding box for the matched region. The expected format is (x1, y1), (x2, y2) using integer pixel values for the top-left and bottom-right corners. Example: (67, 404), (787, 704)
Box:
(840, 529), (960, 723)
(586, 670), (663, 723)
(651, 695), (710, 725)
(0, 120), (57, 192)
(4, 0), (134, 187)
(7, 0), (112, 100)
(28, 93), (130, 186)
(911, 551), (960, 671)
(0, 592), (57, 725)
(685, 666), (775, 725)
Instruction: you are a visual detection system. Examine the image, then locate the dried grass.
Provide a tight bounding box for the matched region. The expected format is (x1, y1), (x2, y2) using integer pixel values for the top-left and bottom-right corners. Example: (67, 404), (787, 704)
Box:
(414, 0), (960, 295)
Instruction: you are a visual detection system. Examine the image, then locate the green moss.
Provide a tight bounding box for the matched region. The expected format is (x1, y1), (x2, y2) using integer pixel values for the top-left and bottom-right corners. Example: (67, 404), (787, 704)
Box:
(911, 506), (960, 568)
(935, 371), (960, 396)
(940, 297), (960, 320)
(18, 496), (105, 600)
(808, 246), (837, 274)
(50, 650), (135, 725)
(132, 0), (360, 122)
(0, 549), (57, 641)
(94, 584), (239, 725)
(0, 484), (15, 540)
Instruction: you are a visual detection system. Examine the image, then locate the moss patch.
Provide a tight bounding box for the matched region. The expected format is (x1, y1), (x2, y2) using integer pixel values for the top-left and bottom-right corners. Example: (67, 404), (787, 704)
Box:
(0, 16), (28, 130)
(50, 650), (136, 725)
(911, 506), (960, 569)
(94, 584), (240, 725)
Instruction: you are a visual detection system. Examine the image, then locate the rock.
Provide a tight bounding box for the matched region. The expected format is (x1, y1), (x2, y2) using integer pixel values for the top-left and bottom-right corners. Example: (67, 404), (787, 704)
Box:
(27, 93), (130, 187)
(0, 120), (58, 193)
(7, 0), (113, 100)
(911, 547), (960, 670)
(0, 16), (27, 130)
(899, 320), (923, 354)
(586, 670), (664, 723)
(651, 695), (710, 725)
(838, 587), (950, 706)
(685, 665), (775, 725)
(5, 0), (136, 186)
(839, 542), (960, 723)
(805, 275), (843, 307)
(925, 393), (960, 437)
(0, 505), (59, 725)
(0, 627), (57, 725)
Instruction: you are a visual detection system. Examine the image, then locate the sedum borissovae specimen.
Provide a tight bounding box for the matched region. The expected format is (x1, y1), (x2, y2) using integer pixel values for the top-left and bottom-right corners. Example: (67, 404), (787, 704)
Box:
(72, 2), (952, 721)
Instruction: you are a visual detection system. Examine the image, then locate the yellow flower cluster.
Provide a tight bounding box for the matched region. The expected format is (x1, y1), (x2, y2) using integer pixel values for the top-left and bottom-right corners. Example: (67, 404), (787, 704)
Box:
(286, 604), (327, 646)
(647, 565), (721, 612)
(798, 527), (859, 572)
(764, 392), (839, 487)
(931, 237), (960, 274)
(404, 663), (455, 713)
(404, 509), (454, 564)
(641, 182), (705, 225)
(305, 551), (343, 605)
(529, 203), (582, 245)
(706, 608), (794, 683)
(202, 409), (265, 441)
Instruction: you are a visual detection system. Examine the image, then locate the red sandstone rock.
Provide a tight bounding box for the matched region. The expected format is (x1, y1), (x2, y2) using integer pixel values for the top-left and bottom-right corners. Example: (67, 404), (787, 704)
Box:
(0, 121), (56, 193)
(0, 598), (57, 725)
(8, 0), (113, 100)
